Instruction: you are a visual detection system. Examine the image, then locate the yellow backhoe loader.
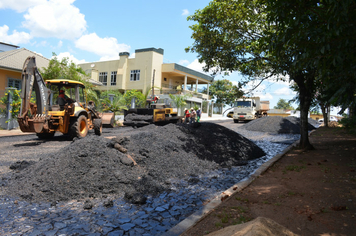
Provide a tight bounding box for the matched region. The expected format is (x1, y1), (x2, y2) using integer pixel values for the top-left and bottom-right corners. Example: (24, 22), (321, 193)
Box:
(17, 56), (104, 139)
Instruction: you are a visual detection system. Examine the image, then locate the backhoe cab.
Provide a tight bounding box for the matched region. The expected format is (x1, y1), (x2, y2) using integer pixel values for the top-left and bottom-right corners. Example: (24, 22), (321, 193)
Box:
(17, 56), (102, 139)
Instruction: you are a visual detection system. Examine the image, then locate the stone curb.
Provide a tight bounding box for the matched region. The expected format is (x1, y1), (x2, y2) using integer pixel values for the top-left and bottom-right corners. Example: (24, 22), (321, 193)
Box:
(163, 139), (300, 236)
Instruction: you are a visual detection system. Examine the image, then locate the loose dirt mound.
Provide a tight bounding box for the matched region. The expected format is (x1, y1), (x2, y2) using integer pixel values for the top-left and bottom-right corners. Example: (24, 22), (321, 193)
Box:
(240, 116), (316, 134)
(5, 123), (265, 204)
(206, 217), (298, 236)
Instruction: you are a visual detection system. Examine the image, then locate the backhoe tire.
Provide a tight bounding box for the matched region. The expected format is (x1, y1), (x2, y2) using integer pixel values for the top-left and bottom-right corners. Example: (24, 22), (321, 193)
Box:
(233, 119), (239, 123)
(69, 115), (88, 139)
(93, 118), (102, 136)
(36, 132), (55, 139)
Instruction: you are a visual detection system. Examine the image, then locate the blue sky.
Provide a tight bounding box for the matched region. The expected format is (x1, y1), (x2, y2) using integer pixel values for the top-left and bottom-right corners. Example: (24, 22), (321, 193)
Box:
(0, 0), (298, 109)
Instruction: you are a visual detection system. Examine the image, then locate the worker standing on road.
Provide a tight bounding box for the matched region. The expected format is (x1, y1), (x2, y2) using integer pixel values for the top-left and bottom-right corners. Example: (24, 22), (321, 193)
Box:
(184, 108), (190, 123)
(190, 108), (196, 124)
(196, 108), (201, 122)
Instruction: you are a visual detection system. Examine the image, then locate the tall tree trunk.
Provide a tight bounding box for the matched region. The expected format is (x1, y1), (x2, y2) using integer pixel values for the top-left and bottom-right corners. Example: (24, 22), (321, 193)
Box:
(320, 103), (330, 127)
(292, 71), (315, 150)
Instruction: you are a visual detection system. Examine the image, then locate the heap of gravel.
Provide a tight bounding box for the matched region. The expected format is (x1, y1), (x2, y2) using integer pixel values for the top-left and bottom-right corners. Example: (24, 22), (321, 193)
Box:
(240, 116), (317, 134)
(4, 123), (265, 204)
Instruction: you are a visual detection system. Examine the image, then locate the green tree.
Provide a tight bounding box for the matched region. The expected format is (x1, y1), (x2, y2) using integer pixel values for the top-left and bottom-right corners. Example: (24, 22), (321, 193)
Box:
(186, 0), (353, 149)
(99, 90), (127, 113)
(0, 89), (21, 123)
(208, 79), (244, 106)
(40, 53), (99, 105)
(123, 90), (146, 108)
(266, 0), (356, 128)
(169, 93), (192, 116)
(101, 96), (127, 113)
(274, 99), (294, 110)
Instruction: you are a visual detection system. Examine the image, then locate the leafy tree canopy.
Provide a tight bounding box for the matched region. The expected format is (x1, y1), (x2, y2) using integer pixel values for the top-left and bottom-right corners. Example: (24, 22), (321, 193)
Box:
(186, 0), (355, 148)
(169, 93), (192, 116)
(40, 53), (86, 82)
(274, 98), (294, 110)
(265, 0), (356, 115)
(209, 79), (244, 106)
(123, 90), (146, 108)
(40, 53), (99, 106)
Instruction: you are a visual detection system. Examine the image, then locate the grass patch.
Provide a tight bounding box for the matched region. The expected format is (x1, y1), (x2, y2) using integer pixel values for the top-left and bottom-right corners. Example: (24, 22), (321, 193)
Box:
(215, 207), (251, 226)
(283, 165), (306, 174)
(320, 208), (330, 213)
(348, 158), (356, 168)
(217, 211), (232, 224)
(321, 166), (331, 173)
(232, 216), (251, 225)
(215, 222), (223, 228)
(230, 206), (247, 213)
(235, 197), (249, 203)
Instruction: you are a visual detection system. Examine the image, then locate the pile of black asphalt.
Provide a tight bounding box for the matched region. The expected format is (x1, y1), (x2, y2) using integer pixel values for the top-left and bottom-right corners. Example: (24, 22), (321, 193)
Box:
(4, 122), (265, 204)
(240, 116), (318, 134)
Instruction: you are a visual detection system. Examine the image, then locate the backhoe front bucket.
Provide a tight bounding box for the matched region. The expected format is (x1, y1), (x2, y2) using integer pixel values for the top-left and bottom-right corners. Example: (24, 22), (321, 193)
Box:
(100, 112), (115, 128)
(18, 117), (36, 132)
(33, 114), (46, 133)
(17, 114), (47, 133)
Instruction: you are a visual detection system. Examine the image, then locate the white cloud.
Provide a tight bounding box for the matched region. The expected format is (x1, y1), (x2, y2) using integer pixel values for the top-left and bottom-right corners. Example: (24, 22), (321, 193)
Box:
(231, 80), (239, 86)
(32, 51), (43, 57)
(274, 86), (296, 96)
(0, 25), (32, 45)
(0, 0), (46, 13)
(178, 59), (189, 66)
(22, 0), (87, 40)
(258, 93), (273, 100)
(182, 9), (189, 16)
(98, 55), (120, 61)
(187, 59), (208, 73)
(55, 52), (86, 65)
(75, 33), (130, 61)
(239, 80), (273, 100)
(57, 40), (63, 48)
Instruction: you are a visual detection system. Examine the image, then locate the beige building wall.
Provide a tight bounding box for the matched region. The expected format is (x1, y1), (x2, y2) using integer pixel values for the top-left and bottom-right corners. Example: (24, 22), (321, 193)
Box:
(117, 53), (129, 91)
(125, 48), (163, 94)
(0, 68), (21, 91)
(161, 64), (181, 90)
(78, 48), (213, 101)
(79, 48), (164, 94)
(80, 60), (120, 91)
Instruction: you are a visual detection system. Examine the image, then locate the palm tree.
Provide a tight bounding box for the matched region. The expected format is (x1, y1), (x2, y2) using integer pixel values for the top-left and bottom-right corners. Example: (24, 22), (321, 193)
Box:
(100, 91), (127, 113)
(169, 93), (192, 116)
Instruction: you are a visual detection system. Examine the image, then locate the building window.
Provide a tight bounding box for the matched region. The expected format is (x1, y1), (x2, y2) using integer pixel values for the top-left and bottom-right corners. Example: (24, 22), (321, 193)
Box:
(7, 78), (21, 90)
(111, 71), (117, 86)
(130, 70), (140, 81)
(99, 72), (107, 85)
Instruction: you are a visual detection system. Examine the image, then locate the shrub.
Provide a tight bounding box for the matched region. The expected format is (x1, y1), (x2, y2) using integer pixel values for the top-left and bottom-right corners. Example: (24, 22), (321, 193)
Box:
(0, 89), (21, 123)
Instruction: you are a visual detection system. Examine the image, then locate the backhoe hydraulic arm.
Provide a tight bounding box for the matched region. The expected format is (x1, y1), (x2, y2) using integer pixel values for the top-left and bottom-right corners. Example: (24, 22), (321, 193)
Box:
(18, 56), (51, 132)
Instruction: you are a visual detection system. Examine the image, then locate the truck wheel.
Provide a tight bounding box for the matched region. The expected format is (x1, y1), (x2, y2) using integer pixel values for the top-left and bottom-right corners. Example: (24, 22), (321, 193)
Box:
(36, 132), (55, 139)
(233, 119), (239, 123)
(69, 115), (88, 139)
(93, 118), (102, 136)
